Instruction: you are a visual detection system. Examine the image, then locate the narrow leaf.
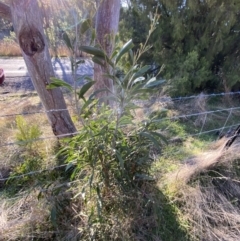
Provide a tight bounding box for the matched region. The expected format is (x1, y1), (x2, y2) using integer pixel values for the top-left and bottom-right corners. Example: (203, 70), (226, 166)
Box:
(140, 132), (161, 152)
(115, 150), (124, 170)
(119, 116), (133, 126)
(89, 88), (108, 99)
(133, 76), (145, 85)
(115, 39), (134, 64)
(149, 131), (168, 144)
(62, 32), (73, 51)
(128, 49), (134, 65)
(78, 81), (96, 99)
(80, 18), (91, 34)
(79, 46), (106, 58)
(90, 29), (96, 45)
(144, 78), (165, 88)
(92, 56), (105, 66)
(110, 49), (119, 60)
(50, 206), (57, 227)
(81, 98), (96, 111)
(47, 77), (72, 91)
(131, 65), (151, 81)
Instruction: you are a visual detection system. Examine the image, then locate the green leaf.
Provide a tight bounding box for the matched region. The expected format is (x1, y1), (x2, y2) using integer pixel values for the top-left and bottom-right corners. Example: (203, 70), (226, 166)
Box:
(119, 115), (133, 126)
(79, 46), (106, 58)
(133, 76), (145, 85)
(80, 18), (91, 34)
(63, 32), (73, 51)
(115, 39), (134, 64)
(131, 65), (151, 81)
(90, 29), (96, 45)
(149, 131), (168, 144)
(81, 98), (96, 112)
(47, 77), (73, 91)
(122, 65), (139, 86)
(89, 88), (108, 99)
(144, 77), (165, 88)
(110, 49), (119, 60)
(50, 206), (57, 227)
(128, 49), (134, 65)
(115, 150), (124, 170)
(140, 131), (161, 152)
(92, 56), (105, 66)
(78, 81), (96, 100)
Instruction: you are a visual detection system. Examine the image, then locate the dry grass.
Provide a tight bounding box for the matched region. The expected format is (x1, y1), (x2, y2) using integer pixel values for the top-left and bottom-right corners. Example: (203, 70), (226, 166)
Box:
(0, 40), (70, 57)
(0, 192), (52, 241)
(0, 41), (22, 57)
(165, 137), (240, 241)
(0, 40), (89, 57)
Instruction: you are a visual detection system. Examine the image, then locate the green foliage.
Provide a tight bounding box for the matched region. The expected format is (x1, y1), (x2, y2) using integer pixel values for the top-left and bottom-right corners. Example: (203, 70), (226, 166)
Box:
(120, 0), (240, 95)
(47, 77), (73, 91)
(168, 51), (211, 95)
(52, 29), (168, 238)
(15, 116), (42, 150)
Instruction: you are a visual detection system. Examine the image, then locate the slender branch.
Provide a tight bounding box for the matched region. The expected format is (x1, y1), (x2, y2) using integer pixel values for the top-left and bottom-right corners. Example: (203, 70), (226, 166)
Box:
(0, 2), (12, 21)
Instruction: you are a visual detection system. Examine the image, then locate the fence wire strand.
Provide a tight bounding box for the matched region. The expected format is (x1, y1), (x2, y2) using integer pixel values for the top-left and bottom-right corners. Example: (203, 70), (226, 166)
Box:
(1, 92), (240, 183)
(0, 106), (240, 148)
(1, 91), (240, 118)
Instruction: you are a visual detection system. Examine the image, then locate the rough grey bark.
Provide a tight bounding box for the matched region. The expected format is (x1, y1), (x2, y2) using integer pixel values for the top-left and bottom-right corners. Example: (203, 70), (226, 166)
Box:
(7, 0), (76, 136)
(94, 0), (121, 104)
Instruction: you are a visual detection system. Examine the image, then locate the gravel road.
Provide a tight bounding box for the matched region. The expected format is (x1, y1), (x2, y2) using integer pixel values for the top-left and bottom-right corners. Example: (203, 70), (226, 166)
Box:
(0, 57), (93, 94)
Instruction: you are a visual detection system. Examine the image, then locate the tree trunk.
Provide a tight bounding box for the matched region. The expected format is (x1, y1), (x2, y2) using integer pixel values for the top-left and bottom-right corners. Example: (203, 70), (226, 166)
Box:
(8, 0), (76, 137)
(94, 0), (121, 105)
(0, 2), (11, 21)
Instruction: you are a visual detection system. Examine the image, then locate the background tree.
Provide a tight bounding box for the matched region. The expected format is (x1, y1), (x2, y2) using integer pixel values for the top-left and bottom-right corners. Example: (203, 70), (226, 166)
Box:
(0, 0), (76, 136)
(120, 0), (240, 96)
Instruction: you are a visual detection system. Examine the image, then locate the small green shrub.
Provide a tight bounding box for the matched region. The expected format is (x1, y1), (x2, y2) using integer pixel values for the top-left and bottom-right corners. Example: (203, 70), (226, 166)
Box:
(51, 15), (169, 239)
(15, 115), (42, 150)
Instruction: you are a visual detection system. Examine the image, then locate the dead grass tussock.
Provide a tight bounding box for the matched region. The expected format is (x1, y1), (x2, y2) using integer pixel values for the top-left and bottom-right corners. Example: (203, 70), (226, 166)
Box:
(0, 192), (51, 241)
(166, 137), (240, 241)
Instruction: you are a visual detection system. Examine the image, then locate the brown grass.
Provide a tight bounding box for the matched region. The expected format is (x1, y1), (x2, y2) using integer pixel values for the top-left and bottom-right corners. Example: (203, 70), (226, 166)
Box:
(0, 192), (51, 240)
(0, 40), (89, 57)
(0, 41), (22, 57)
(166, 137), (240, 241)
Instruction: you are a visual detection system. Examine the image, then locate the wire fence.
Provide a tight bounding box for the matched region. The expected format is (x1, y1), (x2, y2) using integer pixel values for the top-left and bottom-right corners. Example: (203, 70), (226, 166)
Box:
(1, 91), (240, 183)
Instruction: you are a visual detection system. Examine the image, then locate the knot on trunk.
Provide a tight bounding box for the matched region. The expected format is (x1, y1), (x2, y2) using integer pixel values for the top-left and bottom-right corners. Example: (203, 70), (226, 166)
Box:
(19, 25), (45, 56)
